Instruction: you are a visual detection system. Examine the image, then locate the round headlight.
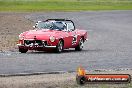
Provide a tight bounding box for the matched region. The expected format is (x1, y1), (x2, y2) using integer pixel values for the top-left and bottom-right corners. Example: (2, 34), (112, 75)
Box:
(50, 36), (55, 42)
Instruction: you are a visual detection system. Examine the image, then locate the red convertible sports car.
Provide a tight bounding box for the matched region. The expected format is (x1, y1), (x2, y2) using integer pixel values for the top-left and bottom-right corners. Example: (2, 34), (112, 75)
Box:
(17, 19), (88, 53)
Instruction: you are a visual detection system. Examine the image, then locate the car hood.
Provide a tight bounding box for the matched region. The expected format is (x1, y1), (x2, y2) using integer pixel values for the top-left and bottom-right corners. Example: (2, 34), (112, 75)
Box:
(24, 29), (57, 40)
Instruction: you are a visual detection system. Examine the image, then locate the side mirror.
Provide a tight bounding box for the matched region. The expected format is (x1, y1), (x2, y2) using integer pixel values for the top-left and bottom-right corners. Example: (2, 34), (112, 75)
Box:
(33, 26), (36, 29)
(70, 29), (75, 31)
(62, 29), (68, 32)
(68, 29), (74, 32)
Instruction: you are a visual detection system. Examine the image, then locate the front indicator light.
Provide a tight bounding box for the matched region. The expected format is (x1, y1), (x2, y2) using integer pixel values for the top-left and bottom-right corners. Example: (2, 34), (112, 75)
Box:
(50, 36), (55, 42)
(18, 40), (23, 45)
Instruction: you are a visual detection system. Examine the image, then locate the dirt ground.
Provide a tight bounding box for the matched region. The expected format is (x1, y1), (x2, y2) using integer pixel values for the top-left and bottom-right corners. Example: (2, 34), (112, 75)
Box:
(0, 12), (33, 51)
(0, 73), (75, 88)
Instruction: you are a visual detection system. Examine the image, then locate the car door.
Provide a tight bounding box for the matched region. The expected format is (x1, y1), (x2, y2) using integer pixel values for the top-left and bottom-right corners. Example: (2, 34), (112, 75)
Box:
(66, 22), (78, 47)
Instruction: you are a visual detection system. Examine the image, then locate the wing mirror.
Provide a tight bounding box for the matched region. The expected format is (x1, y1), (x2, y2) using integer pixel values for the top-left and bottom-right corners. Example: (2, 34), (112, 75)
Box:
(68, 29), (74, 32)
(62, 29), (75, 32)
(33, 26), (36, 29)
(62, 29), (68, 32)
(70, 29), (75, 31)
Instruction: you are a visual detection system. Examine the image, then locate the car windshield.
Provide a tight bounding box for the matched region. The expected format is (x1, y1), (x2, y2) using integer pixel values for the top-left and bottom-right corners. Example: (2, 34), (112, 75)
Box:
(36, 21), (66, 31)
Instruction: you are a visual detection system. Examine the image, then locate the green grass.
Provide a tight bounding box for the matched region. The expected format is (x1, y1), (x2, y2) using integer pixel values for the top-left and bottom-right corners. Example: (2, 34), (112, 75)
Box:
(0, 0), (132, 11)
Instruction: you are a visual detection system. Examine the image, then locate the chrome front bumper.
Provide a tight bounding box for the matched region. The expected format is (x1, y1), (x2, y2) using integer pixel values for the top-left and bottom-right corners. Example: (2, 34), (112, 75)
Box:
(17, 44), (56, 48)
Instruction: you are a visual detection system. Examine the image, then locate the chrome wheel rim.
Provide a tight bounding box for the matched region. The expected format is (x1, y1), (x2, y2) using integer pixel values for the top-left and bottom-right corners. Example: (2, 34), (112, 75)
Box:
(58, 41), (63, 52)
(79, 39), (84, 49)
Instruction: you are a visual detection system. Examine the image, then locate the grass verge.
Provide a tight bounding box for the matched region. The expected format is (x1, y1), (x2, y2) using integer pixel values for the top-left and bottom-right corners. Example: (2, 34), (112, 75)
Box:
(0, 0), (132, 11)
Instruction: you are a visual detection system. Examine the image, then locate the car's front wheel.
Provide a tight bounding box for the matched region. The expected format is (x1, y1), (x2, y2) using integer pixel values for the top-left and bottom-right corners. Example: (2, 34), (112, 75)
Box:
(55, 40), (63, 53)
(75, 37), (84, 51)
(19, 47), (28, 53)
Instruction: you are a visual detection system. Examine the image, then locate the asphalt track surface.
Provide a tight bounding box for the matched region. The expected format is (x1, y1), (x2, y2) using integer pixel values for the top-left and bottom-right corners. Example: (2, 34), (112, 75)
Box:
(0, 11), (132, 74)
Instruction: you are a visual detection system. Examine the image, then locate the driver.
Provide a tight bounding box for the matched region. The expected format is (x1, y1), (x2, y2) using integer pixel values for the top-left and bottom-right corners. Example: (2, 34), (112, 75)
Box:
(52, 21), (66, 31)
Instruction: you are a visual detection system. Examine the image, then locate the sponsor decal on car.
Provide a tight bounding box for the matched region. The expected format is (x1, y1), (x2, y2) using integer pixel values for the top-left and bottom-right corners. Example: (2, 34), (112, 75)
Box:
(72, 35), (78, 45)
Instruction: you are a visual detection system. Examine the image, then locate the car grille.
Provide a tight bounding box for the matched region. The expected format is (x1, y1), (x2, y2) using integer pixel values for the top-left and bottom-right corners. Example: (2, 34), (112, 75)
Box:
(24, 40), (47, 46)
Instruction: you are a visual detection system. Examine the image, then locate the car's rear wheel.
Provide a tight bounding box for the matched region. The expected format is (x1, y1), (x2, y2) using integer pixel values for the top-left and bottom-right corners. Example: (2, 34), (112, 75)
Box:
(75, 37), (84, 51)
(55, 40), (63, 53)
(19, 48), (28, 53)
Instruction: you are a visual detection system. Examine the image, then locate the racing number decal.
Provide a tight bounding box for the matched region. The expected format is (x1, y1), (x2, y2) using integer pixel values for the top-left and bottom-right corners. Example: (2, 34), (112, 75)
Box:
(72, 35), (78, 45)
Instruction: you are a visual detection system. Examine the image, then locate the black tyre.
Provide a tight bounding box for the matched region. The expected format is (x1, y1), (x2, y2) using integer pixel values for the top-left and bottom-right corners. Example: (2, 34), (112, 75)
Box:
(19, 48), (28, 53)
(55, 40), (63, 53)
(76, 76), (86, 85)
(75, 37), (84, 51)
